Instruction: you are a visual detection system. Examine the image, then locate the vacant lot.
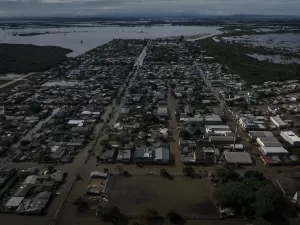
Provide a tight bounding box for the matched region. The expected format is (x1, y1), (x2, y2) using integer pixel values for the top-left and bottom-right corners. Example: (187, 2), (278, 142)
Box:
(107, 175), (218, 217)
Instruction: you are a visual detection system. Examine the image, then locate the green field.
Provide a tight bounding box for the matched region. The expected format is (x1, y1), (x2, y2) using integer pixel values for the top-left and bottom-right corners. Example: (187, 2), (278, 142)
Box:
(197, 37), (300, 84)
(0, 43), (72, 73)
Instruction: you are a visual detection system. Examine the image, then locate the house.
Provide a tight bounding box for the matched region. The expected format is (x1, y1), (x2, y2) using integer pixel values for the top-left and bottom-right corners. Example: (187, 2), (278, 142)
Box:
(117, 150), (131, 163)
(157, 107), (168, 118)
(224, 152), (252, 164)
(120, 107), (130, 115)
(101, 150), (115, 163)
(280, 131), (300, 147)
(154, 147), (170, 164)
(270, 116), (286, 129)
(68, 120), (84, 127)
(134, 147), (153, 164)
(239, 117), (258, 131)
(184, 105), (193, 116)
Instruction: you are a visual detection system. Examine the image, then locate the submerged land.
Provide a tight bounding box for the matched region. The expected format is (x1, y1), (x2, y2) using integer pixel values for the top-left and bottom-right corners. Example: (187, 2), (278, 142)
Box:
(1, 18), (300, 225)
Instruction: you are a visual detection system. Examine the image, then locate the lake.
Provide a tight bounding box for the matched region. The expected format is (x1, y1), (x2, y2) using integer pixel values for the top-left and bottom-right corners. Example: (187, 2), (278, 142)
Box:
(0, 25), (222, 57)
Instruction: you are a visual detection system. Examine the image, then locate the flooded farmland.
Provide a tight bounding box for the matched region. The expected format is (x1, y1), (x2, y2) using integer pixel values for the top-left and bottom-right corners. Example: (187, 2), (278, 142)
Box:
(247, 53), (300, 64)
(222, 33), (300, 53)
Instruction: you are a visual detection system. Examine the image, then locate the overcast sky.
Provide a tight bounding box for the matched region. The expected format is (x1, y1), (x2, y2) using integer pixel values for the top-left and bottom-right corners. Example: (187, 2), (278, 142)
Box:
(0, 0), (300, 18)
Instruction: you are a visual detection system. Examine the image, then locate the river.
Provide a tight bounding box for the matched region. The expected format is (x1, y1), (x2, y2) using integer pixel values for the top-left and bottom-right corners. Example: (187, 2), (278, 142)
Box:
(0, 25), (222, 57)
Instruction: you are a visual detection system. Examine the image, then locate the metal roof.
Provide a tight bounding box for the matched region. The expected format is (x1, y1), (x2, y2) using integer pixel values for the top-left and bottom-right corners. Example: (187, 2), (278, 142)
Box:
(224, 152), (252, 164)
(5, 197), (24, 208)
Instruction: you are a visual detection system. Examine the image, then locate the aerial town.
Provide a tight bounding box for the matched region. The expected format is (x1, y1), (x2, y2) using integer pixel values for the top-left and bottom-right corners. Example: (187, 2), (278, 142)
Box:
(1, 36), (300, 225)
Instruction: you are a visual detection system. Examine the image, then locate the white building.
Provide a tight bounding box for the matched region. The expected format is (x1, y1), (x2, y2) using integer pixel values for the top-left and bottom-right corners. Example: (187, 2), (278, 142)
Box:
(157, 107), (168, 117)
(260, 146), (288, 156)
(248, 131), (274, 141)
(205, 125), (231, 136)
(270, 116), (287, 129)
(224, 152), (252, 164)
(256, 137), (282, 147)
(280, 131), (300, 147)
(239, 117), (258, 131)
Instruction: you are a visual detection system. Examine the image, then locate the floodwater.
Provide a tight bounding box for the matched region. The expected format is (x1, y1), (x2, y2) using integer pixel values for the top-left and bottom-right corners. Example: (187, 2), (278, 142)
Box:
(247, 53), (300, 64)
(222, 33), (300, 53)
(0, 25), (221, 57)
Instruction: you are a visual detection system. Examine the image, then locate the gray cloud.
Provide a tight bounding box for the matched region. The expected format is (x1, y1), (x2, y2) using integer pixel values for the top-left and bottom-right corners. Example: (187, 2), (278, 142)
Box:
(0, 0), (300, 18)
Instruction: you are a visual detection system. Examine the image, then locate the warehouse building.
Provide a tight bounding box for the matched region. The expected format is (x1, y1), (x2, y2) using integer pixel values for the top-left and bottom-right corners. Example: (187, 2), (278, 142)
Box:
(280, 131), (300, 147)
(209, 136), (235, 144)
(248, 131), (274, 141)
(5, 197), (24, 210)
(270, 116), (287, 129)
(205, 125), (232, 136)
(224, 152), (252, 164)
(182, 115), (223, 125)
(259, 146), (288, 156)
(256, 137), (282, 147)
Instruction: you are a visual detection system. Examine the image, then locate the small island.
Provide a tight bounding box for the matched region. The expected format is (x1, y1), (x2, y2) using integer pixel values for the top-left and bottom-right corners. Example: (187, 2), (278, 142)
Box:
(0, 43), (72, 73)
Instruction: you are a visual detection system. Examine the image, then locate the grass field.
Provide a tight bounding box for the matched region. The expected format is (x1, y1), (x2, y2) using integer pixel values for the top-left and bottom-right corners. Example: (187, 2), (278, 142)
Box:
(107, 175), (218, 217)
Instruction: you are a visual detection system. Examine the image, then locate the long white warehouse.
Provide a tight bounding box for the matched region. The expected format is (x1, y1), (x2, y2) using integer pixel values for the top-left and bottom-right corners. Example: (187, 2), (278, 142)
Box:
(280, 131), (300, 147)
(270, 116), (286, 129)
(260, 146), (288, 156)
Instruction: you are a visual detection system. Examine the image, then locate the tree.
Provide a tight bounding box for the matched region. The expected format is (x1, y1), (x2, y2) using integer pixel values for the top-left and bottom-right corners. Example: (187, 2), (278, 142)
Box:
(166, 209), (183, 223)
(99, 206), (121, 222)
(115, 165), (124, 174)
(73, 196), (88, 212)
(141, 208), (160, 223)
(216, 167), (239, 183)
(47, 165), (54, 173)
(183, 166), (195, 177)
(100, 139), (111, 148)
(213, 181), (255, 215)
(160, 169), (173, 180)
(254, 185), (282, 217)
(133, 222), (144, 225)
(75, 174), (82, 180)
(179, 130), (192, 139)
(243, 170), (271, 191)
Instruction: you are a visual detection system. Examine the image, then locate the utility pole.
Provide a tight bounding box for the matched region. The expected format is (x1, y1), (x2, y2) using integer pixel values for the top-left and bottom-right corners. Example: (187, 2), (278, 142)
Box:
(233, 111), (240, 152)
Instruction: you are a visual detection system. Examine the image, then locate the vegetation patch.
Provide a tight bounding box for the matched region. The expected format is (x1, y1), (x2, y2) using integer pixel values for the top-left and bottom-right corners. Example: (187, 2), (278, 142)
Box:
(214, 167), (284, 221)
(0, 43), (72, 73)
(197, 38), (300, 84)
